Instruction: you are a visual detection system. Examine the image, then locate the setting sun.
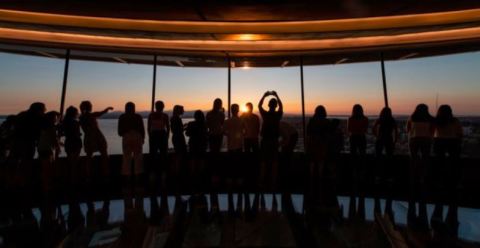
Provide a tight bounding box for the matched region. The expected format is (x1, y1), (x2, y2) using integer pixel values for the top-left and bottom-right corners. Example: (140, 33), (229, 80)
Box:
(240, 104), (249, 113)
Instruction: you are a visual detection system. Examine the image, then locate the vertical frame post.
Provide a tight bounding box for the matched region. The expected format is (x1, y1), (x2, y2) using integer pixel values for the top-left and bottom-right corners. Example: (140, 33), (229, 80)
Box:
(380, 52), (389, 108)
(300, 57), (306, 150)
(151, 55), (157, 112)
(59, 49), (70, 117)
(227, 57), (232, 118)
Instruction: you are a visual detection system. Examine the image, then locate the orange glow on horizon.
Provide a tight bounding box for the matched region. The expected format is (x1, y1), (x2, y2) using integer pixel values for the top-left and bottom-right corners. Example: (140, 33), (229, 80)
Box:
(240, 104), (249, 113)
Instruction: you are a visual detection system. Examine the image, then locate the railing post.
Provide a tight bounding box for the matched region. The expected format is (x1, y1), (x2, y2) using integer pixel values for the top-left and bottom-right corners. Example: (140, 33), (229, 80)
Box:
(59, 49), (70, 117)
(151, 55), (157, 112)
(381, 52), (389, 108)
(300, 57), (306, 151)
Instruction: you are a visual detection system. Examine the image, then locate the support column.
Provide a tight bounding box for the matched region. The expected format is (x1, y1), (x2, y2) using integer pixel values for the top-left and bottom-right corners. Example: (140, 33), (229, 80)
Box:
(59, 49), (70, 117)
(151, 55), (157, 112)
(300, 57), (306, 150)
(381, 52), (389, 108)
(227, 57), (231, 118)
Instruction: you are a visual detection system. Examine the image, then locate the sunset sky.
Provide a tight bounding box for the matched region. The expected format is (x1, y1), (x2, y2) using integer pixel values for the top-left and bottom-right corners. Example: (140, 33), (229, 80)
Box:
(1, 51), (479, 116)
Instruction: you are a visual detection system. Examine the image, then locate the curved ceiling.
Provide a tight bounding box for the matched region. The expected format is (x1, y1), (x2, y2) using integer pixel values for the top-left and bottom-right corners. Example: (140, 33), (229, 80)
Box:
(0, 1), (480, 67)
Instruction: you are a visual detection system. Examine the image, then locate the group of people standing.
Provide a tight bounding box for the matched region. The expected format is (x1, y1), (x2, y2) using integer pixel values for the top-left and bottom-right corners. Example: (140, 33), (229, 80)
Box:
(116, 91), (295, 191)
(0, 90), (464, 193)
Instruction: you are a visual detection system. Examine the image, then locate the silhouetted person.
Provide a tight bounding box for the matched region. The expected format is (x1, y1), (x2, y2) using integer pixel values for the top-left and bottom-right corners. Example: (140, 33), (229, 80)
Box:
(433, 105), (463, 192)
(79, 101), (113, 178)
(407, 104), (434, 192)
(38, 111), (60, 193)
(306, 105), (330, 181)
(433, 105), (462, 160)
(62, 106), (82, 185)
(171, 105), (187, 155)
(407, 104), (434, 159)
(372, 107), (397, 184)
(118, 102), (145, 178)
(373, 107), (398, 157)
(186, 110), (208, 189)
(206, 98), (225, 152)
(171, 105), (187, 193)
(224, 104), (244, 189)
(258, 91), (283, 190)
(327, 118), (344, 175)
(279, 121), (298, 154)
(148, 100), (170, 175)
(347, 104), (369, 156)
(224, 104), (244, 153)
(0, 115), (16, 160)
(240, 102), (260, 152)
(11, 102), (46, 161)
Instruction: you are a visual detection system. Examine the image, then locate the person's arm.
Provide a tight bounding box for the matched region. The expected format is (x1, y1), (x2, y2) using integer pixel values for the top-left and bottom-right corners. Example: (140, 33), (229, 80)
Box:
(93, 107), (114, 118)
(273, 91), (283, 115)
(258, 92), (269, 114)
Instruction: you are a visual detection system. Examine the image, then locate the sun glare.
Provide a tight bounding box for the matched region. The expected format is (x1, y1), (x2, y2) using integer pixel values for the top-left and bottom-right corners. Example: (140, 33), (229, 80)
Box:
(240, 104), (249, 113)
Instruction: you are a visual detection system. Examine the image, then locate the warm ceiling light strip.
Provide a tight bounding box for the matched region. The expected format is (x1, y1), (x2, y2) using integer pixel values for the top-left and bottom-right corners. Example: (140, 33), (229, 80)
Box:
(1, 8), (480, 34)
(0, 26), (480, 52)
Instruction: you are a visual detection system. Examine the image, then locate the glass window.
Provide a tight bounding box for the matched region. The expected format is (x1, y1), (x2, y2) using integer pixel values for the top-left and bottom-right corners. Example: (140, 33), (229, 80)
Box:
(232, 66), (303, 151)
(0, 51), (64, 115)
(155, 66), (227, 113)
(155, 66), (227, 149)
(304, 61), (384, 153)
(65, 55), (152, 155)
(386, 52), (480, 156)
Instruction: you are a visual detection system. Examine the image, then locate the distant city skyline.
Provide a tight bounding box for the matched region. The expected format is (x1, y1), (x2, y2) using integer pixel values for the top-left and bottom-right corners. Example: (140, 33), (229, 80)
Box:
(1, 51), (479, 116)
